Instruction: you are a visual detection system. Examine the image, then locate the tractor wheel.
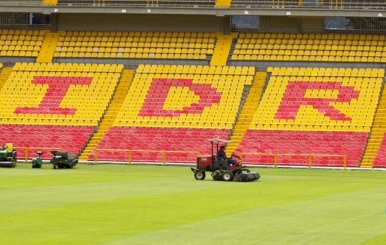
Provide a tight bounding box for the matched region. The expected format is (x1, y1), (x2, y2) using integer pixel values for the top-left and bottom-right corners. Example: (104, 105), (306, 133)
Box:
(222, 171), (234, 181)
(194, 171), (206, 180)
(11, 160), (16, 168)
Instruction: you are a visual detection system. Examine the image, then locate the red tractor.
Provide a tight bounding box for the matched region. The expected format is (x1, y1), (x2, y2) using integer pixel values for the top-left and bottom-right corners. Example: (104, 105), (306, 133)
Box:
(191, 139), (259, 182)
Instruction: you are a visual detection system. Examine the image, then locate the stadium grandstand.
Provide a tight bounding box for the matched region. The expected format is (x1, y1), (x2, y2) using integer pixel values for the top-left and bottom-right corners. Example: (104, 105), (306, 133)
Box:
(0, 0), (385, 169)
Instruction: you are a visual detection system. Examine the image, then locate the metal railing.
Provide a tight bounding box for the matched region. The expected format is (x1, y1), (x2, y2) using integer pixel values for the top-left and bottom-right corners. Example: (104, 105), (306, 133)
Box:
(91, 149), (348, 169)
(14, 146), (63, 162)
(0, 1), (43, 6)
(57, 0), (216, 8)
(231, 0), (386, 10)
(92, 148), (201, 164)
(240, 152), (348, 169)
(1, 0), (385, 10)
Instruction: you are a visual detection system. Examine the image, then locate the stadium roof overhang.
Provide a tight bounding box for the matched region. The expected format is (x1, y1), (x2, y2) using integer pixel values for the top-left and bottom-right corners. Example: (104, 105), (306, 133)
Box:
(0, 6), (385, 18)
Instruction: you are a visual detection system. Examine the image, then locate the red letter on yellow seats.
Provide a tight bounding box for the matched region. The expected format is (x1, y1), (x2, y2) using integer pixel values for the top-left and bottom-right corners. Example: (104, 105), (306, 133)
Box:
(275, 81), (359, 121)
(15, 76), (92, 115)
(139, 78), (221, 117)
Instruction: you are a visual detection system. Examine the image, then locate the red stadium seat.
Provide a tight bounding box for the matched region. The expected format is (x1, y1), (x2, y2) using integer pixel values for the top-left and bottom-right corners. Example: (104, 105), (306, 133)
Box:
(0, 125), (93, 160)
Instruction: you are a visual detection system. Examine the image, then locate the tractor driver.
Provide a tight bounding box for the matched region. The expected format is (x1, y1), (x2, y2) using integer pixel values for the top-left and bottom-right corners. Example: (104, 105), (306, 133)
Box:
(217, 145), (237, 165)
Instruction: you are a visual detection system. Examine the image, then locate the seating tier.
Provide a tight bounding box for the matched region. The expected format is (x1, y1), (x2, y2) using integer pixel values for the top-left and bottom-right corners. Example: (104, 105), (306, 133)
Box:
(0, 125), (93, 160)
(55, 32), (216, 60)
(0, 29), (46, 57)
(0, 62), (123, 126)
(238, 130), (368, 167)
(251, 67), (382, 132)
(113, 64), (254, 129)
(0, 62), (124, 159)
(93, 64), (255, 162)
(233, 33), (386, 63)
(236, 67), (383, 167)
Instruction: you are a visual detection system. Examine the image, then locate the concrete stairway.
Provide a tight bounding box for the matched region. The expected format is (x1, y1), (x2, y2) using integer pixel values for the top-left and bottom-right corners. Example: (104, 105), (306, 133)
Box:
(361, 86), (386, 168)
(210, 34), (234, 66)
(226, 72), (266, 155)
(36, 32), (60, 63)
(0, 67), (13, 90)
(79, 69), (134, 161)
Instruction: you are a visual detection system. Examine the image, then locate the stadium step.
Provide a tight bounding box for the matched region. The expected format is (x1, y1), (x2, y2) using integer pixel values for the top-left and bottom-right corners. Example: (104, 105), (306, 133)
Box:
(210, 34), (235, 66)
(215, 0), (232, 8)
(42, 0), (58, 5)
(226, 72), (266, 156)
(79, 69), (134, 161)
(36, 32), (60, 63)
(361, 84), (386, 168)
(0, 67), (13, 90)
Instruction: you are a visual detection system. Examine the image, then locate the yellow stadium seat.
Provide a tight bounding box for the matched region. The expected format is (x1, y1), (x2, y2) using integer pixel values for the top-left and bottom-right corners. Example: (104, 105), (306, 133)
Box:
(54, 31), (216, 60)
(232, 32), (386, 63)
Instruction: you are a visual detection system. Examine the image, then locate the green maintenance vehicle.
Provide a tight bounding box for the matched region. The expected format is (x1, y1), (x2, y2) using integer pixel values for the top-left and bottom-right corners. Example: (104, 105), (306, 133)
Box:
(50, 151), (78, 169)
(32, 151), (43, 168)
(0, 143), (17, 168)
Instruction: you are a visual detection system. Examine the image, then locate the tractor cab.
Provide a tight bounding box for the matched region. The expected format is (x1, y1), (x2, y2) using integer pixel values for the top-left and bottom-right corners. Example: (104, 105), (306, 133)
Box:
(196, 139), (231, 172)
(191, 138), (259, 182)
(0, 143), (17, 168)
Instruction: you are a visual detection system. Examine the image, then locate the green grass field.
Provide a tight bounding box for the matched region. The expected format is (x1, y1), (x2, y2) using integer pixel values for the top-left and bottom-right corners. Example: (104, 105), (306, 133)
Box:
(0, 164), (385, 245)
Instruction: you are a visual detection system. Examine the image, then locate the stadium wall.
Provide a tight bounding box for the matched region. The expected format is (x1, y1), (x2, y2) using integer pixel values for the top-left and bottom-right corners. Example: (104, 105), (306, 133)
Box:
(259, 16), (302, 33)
(52, 14), (324, 34)
(53, 13), (229, 32)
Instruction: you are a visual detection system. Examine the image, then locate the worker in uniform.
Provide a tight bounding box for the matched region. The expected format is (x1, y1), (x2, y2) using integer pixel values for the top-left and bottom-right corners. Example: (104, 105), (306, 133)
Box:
(216, 145), (237, 165)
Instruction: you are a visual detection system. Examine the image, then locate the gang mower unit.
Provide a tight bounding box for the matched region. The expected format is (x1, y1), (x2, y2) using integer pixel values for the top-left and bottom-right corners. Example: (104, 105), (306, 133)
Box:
(0, 143), (17, 168)
(191, 139), (260, 182)
(50, 151), (78, 169)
